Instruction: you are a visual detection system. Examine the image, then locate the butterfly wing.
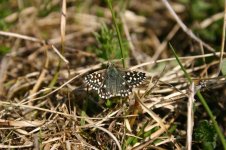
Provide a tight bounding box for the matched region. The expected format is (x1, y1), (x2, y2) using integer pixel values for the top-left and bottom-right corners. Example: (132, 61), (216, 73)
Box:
(98, 70), (132, 99)
(85, 65), (146, 99)
(84, 72), (104, 91)
(122, 71), (146, 87)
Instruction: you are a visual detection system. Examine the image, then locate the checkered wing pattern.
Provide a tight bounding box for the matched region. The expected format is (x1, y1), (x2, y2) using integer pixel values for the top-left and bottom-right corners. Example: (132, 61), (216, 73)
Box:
(123, 71), (146, 87)
(84, 72), (104, 91)
(84, 64), (146, 99)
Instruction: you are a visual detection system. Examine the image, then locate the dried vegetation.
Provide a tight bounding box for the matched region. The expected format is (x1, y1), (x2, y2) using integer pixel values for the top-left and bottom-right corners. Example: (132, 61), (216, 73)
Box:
(0, 0), (225, 149)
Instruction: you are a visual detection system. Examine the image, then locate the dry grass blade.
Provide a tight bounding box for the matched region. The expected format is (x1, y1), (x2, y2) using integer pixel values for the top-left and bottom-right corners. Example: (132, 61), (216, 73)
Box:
(218, 0), (226, 75)
(186, 82), (195, 150)
(136, 94), (181, 150)
(0, 1), (225, 149)
(161, 0), (216, 52)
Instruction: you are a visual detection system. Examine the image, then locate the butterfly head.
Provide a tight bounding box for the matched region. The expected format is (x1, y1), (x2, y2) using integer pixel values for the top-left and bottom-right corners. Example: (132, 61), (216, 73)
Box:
(106, 63), (120, 77)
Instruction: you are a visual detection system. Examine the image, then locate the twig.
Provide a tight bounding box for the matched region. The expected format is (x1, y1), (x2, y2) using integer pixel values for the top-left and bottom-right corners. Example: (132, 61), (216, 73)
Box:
(200, 12), (224, 28)
(152, 24), (180, 61)
(0, 31), (43, 43)
(28, 45), (49, 104)
(218, 0), (226, 75)
(136, 94), (181, 150)
(130, 52), (223, 70)
(161, 0), (216, 52)
(121, 13), (139, 64)
(186, 82), (195, 150)
(52, 45), (69, 64)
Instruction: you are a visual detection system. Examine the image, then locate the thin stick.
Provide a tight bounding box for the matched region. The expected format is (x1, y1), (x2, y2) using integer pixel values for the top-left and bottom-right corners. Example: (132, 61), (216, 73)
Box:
(0, 31), (43, 43)
(52, 45), (69, 64)
(186, 82), (195, 150)
(130, 52), (222, 70)
(218, 0), (226, 75)
(161, 0), (216, 52)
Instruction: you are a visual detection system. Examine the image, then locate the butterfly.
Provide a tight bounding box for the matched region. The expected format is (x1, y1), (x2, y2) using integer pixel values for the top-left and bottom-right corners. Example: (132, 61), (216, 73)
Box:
(84, 63), (146, 99)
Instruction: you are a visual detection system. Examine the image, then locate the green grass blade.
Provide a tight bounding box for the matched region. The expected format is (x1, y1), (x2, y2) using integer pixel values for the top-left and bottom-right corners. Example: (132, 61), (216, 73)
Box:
(170, 43), (226, 150)
(106, 0), (125, 68)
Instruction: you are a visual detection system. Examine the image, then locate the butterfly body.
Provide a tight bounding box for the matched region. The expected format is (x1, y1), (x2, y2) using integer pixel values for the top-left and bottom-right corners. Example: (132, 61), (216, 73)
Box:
(85, 64), (146, 99)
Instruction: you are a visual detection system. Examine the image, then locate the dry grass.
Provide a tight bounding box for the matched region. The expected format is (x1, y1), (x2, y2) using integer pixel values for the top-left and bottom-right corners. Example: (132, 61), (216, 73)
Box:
(0, 1), (225, 149)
